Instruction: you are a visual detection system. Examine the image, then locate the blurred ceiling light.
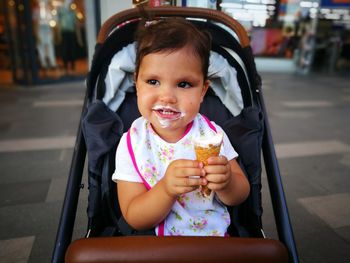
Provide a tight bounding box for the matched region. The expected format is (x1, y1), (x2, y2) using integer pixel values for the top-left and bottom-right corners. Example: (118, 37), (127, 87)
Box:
(243, 4), (267, 10)
(283, 14), (296, 22)
(77, 12), (84, 20)
(52, 0), (62, 7)
(261, 0), (275, 4)
(246, 0), (261, 3)
(49, 20), (56, 27)
(300, 1), (313, 8)
(320, 8), (331, 13)
(325, 13), (340, 19)
(309, 8), (318, 14)
(220, 3), (243, 9)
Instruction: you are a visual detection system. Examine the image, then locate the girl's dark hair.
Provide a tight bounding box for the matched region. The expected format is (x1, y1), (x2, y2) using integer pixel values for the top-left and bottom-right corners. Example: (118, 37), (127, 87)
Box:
(134, 17), (212, 80)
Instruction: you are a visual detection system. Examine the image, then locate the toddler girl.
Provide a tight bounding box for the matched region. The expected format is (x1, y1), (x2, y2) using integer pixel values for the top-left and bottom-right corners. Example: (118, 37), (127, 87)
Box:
(112, 17), (250, 236)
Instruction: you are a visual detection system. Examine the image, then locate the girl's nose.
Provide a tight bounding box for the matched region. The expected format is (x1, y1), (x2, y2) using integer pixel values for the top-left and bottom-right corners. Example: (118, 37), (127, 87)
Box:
(159, 86), (177, 104)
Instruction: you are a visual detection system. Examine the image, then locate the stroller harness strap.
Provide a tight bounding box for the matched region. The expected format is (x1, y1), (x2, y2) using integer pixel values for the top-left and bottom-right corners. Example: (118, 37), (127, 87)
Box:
(126, 114), (237, 236)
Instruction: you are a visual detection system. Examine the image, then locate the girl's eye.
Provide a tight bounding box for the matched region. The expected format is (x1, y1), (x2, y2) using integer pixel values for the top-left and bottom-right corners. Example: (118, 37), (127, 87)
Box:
(147, 79), (160, 86)
(178, 81), (192, 89)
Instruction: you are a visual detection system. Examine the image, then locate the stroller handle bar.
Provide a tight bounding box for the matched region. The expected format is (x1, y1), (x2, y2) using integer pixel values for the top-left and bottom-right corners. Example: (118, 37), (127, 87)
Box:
(97, 6), (250, 48)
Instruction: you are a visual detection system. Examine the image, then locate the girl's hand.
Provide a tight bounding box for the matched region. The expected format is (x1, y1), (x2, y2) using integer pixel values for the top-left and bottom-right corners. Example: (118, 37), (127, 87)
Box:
(162, 159), (206, 197)
(204, 156), (231, 192)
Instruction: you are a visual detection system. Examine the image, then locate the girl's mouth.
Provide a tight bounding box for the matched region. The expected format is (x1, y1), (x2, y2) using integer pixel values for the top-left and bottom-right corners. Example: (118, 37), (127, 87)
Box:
(152, 106), (182, 120)
(151, 105), (185, 128)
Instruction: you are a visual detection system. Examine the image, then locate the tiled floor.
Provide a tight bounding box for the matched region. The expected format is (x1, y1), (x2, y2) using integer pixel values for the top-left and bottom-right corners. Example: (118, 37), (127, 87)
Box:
(0, 73), (350, 262)
(261, 73), (350, 263)
(275, 140), (350, 159)
(0, 82), (87, 263)
(298, 193), (350, 229)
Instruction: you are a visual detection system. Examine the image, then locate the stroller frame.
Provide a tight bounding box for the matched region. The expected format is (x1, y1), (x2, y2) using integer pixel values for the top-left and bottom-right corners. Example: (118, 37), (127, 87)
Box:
(52, 6), (298, 263)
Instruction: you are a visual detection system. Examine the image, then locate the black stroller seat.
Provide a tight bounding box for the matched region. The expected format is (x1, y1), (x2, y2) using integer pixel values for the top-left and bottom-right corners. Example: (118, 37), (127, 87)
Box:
(52, 6), (298, 263)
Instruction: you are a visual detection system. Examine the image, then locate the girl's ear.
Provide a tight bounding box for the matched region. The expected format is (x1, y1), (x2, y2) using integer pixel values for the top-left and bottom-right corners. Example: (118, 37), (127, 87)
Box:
(200, 80), (210, 102)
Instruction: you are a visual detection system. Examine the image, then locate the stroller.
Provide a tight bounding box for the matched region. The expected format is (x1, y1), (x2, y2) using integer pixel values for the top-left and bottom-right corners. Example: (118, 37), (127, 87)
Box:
(53, 6), (299, 263)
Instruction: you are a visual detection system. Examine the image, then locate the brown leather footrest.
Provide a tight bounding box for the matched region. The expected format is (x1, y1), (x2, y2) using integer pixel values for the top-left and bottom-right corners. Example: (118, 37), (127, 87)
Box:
(65, 236), (288, 263)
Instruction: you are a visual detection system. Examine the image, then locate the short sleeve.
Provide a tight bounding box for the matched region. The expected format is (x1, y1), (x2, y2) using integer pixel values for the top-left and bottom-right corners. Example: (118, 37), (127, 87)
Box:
(112, 133), (143, 183)
(214, 124), (238, 161)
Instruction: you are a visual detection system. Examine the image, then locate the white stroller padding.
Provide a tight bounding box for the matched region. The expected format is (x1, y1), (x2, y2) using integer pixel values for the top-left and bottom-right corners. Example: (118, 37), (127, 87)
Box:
(103, 43), (136, 112)
(103, 42), (243, 116)
(208, 51), (243, 116)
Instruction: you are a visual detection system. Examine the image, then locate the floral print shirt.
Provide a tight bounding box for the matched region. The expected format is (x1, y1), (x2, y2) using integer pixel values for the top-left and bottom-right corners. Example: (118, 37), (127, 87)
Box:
(112, 114), (238, 236)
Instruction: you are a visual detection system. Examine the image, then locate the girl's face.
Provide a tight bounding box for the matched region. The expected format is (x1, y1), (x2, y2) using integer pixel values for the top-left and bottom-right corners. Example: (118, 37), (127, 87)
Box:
(135, 46), (209, 143)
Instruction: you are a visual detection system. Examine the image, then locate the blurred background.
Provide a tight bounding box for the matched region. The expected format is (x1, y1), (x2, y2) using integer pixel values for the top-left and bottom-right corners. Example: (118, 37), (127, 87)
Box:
(0, 0), (349, 86)
(0, 1), (349, 263)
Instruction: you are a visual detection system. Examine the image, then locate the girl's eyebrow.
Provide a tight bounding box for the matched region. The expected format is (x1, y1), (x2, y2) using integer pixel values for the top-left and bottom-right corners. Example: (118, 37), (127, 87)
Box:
(139, 71), (202, 83)
(138, 72), (159, 79)
(177, 75), (201, 83)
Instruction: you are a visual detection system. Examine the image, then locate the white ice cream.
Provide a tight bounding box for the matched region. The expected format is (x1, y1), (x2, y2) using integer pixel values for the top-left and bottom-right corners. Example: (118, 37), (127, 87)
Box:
(193, 132), (223, 148)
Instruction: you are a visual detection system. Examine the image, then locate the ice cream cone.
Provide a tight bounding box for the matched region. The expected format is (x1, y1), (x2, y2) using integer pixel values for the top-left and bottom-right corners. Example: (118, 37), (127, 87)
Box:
(194, 133), (223, 197)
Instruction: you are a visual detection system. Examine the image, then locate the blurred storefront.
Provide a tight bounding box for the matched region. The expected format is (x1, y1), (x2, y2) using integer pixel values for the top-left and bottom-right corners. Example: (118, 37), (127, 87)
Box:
(0, 0), (88, 85)
(1, 0), (349, 85)
(184, 0), (350, 74)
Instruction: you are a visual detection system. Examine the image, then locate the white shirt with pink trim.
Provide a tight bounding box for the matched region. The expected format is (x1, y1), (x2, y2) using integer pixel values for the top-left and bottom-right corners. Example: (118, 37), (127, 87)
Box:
(112, 114), (238, 236)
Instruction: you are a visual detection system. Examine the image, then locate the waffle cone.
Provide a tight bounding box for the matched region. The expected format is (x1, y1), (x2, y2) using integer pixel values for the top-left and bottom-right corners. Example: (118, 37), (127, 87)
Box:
(194, 144), (221, 197)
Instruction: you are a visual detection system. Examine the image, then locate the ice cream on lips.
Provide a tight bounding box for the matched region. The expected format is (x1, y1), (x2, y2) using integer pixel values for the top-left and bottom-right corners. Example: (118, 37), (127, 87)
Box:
(152, 105), (186, 128)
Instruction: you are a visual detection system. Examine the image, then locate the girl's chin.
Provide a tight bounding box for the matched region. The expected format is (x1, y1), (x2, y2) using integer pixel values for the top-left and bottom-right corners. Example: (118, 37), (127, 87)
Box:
(151, 120), (182, 133)
(152, 114), (182, 128)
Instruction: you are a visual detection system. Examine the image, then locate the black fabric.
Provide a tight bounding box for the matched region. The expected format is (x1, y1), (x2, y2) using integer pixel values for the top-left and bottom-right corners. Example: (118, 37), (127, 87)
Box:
(117, 216), (155, 236)
(82, 101), (124, 222)
(101, 151), (119, 224)
(199, 89), (233, 127)
(242, 46), (262, 104)
(116, 92), (141, 133)
(82, 101), (124, 175)
(222, 106), (264, 237)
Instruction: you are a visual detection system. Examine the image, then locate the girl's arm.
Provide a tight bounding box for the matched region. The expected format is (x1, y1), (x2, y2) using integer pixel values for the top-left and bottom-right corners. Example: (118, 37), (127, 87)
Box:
(205, 157), (250, 206)
(117, 180), (175, 230)
(117, 159), (205, 230)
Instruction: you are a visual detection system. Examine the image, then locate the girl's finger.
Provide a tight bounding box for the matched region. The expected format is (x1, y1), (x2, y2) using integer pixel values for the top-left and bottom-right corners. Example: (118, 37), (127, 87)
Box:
(204, 165), (228, 175)
(173, 159), (203, 168)
(207, 155), (228, 165)
(177, 177), (206, 187)
(176, 167), (205, 178)
(205, 173), (228, 184)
